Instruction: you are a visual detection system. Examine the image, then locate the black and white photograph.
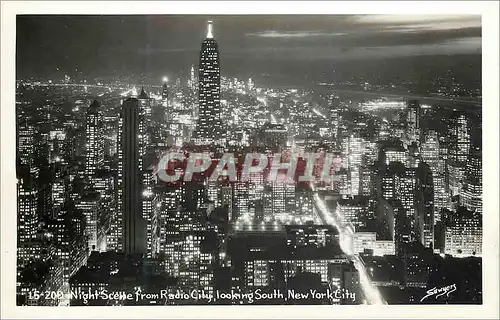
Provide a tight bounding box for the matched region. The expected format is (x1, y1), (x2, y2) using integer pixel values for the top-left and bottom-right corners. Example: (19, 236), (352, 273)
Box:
(1, 1), (499, 319)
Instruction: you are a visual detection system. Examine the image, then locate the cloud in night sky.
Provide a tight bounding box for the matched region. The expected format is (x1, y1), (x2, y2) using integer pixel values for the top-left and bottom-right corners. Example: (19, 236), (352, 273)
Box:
(234, 15), (481, 60)
(246, 31), (348, 38)
(351, 14), (479, 28)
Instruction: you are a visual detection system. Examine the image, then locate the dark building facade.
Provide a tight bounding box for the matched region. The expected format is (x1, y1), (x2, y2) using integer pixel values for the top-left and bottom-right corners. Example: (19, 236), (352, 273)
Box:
(117, 98), (146, 254)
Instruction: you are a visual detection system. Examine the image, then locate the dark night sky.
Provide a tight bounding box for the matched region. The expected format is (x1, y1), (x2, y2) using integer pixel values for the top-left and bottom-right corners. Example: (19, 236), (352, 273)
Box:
(16, 15), (481, 83)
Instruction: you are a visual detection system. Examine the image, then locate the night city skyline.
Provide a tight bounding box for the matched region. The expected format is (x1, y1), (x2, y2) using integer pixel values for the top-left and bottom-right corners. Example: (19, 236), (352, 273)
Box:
(6, 9), (494, 312)
(16, 15), (481, 87)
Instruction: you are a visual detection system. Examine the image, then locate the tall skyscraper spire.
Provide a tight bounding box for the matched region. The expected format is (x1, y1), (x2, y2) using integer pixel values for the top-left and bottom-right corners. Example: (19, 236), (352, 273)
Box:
(138, 86), (149, 100)
(194, 20), (224, 145)
(207, 20), (214, 39)
(161, 77), (169, 102)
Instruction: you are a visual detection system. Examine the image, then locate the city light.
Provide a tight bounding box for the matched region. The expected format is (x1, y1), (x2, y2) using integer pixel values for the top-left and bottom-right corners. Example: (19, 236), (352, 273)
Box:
(311, 183), (386, 305)
(13, 14), (484, 308)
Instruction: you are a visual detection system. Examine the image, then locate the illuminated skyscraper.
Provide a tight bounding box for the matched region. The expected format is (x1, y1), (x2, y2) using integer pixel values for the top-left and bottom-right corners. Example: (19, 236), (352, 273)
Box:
(448, 111), (470, 164)
(46, 202), (88, 282)
(460, 148), (482, 213)
(247, 77), (254, 91)
(348, 135), (363, 195)
(84, 100), (104, 182)
(398, 167), (418, 242)
(416, 162), (434, 249)
(161, 78), (169, 102)
(262, 185), (273, 219)
(360, 163), (372, 196)
(76, 191), (101, 250)
(422, 131), (447, 220)
(195, 21), (224, 145)
(220, 185), (233, 219)
(115, 98), (146, 254)
(380, 162), (418, 249)
(188, 65), (197, 90)
(448, 162), (465, 196)
(329, 109), (339, 141)
(155, 186), (186, 256)
(284, 182), (296, 217)
(348, 135), (363, 168)
(138, 87), (152, 119)
(421, 131), (439, 175)
(161, 200), (217, 297)
(17, 120), (35, 167)
(51, 178), (66, 215)
(138, 88), (153, 151)
(93, 170), (114, 252)
(406, 100), (421, 144)
(17, 171), (38, 245)
(143, 167), (155, 257)
(234, 182), (250, 221)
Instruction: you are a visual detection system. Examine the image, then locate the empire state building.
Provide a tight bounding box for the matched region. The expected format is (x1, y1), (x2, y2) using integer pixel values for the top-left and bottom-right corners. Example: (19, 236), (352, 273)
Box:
(195, 21), (224, 145)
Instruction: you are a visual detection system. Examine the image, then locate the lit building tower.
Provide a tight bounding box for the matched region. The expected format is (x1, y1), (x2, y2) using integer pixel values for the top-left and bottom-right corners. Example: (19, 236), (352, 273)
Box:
(48, 201), (88, 282)
(272, 180), (286, 216)
(348, 135), (364, 196)
(195, 20), (224, 145)
(188, 65), (197, 90)
(17, 119), (35, 167)
(416, 162), (434, 249)
(143, 167), (155, 257)
(93, 170), (115, 251)
(115, 98), (146, 254)
(447, 112), (469, 197)
(380, 162), (418, 248)
(138, 87), (152, 120)
(448, 111), (470, 164)
(398, 167), (418, 243)
(234, 182), (250, 221)
(422, 130), (447, 220)
(75, 191), (102, 251)
(161, 77), (169, 104)
(406, 100), (421, 144)
(247, 78), (254, 91)
(51, 178), (66, 215)
(17, 169), (38, 246)
(329, 110), (339, 141)
(329, 96), (341, 145)
(437, 136), (451, 210)
(460, 147), (482, 213)
(84, 100), (104, 184)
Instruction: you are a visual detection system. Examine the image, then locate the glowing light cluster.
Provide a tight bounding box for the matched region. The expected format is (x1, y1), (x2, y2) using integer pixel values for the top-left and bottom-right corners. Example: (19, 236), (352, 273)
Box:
(312, 108), (327, 119)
